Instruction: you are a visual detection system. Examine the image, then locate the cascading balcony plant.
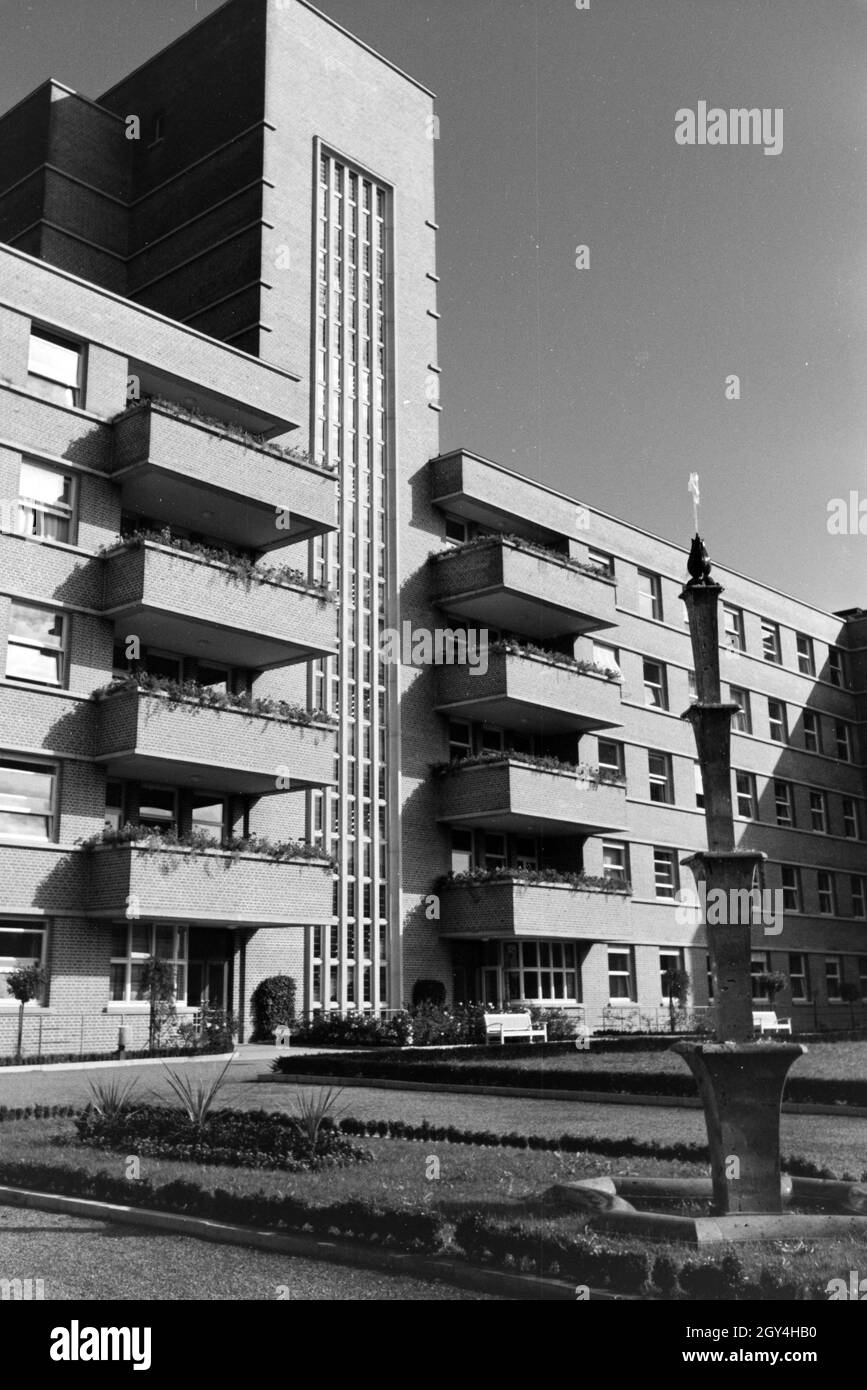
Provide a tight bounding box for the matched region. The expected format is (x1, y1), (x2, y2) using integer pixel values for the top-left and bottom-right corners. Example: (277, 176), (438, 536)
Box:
(93, 671), (337, 728)
(430, 750), (626, 785)
(100, 526), (335, 601)
(77, 823), (336, 867)
(112, 396), (337, 472)
(485, 636), (622, 683)
(437, 865), (632, 895)
(428, 531), (612, 581)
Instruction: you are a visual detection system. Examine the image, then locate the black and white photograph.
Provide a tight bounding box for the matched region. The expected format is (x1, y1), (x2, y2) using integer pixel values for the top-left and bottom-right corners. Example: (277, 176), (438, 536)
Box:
(0, 0), (864, 1354)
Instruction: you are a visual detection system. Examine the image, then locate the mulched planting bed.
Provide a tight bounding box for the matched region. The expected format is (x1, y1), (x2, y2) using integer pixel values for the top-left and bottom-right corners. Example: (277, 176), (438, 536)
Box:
(0, 1116), (861, 1298)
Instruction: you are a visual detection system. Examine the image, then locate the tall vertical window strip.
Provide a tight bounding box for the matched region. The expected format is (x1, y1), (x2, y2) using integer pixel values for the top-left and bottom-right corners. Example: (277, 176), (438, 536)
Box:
(312, 152), (391, 1013)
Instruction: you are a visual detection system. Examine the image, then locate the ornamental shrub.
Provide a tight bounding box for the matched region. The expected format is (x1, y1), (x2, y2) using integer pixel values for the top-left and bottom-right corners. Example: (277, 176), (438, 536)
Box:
(252, 977), (297, 1041)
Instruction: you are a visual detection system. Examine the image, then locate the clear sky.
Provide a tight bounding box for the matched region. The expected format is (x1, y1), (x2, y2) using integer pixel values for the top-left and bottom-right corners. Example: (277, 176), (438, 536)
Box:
(2, 0), (866, 612)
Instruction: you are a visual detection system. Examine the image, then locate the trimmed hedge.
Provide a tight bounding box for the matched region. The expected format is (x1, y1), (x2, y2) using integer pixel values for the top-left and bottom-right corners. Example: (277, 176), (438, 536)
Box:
(273, 1051), (867, 1107)
(0, 1044), (231, 1068)
(0, 1157), (443, 1254)
(0, 1104), (79, 1121)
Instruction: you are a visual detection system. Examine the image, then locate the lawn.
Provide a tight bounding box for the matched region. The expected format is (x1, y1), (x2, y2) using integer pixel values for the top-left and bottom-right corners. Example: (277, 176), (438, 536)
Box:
(1, 1116), (864, 1296)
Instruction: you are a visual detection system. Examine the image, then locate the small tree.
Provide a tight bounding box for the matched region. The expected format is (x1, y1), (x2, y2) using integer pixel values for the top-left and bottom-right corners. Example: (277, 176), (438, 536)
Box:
(662, 966), (690, 1034)
(252, 975), (296, 1041)
(140, 956), (177, 1051)
(6, 964), (45, 1063)
(757, 970), (787, 1014)
(840, 981), (861, 1030)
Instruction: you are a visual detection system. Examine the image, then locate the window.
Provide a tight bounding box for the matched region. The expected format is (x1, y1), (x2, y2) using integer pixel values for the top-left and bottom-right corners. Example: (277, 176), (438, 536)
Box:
(723, 605), (745, 652)
(687, 670), (697, 703)
(105, 782), (123, 833)
(781, 865), (802, 913)
(592, 641), (621, 676)
(643, 658), (668, 710)
(852, 876), (866, 919)
(809, 790), (827, 833)
(17, 461), (75, 543)
(774, 780), (794, 828)
(110, 923), (187, 1004)
(138, 786), (177, 832)
(508, 940), (579, 1003)
(706, 953), (714, 1001)
(760, 619), (782, 664)
(750, 952), (772, 1002)
(653, 848), (678, 899)
(597, 740), (624, 778)
(648, 751), (673, 804)
(602, 840), (629, 884)
(817, 871), (836, 916)
(587, 548), (614, 578)
(0, 924), (46, 1002)
(825, 956), (842, 1002)
(637, 569), (662, 621)
(730, 687), (752, 734)
(482, 832), (506, 871)
(444, 516), (468, 544)
(6, 602), (65, 687)
(659, 948), (685, 1002)
(0, 759), (56, 840)
(514, 836), (538, 871)
(480, 726), (504, 754)
(789, 953), (810, 1003)
(768, 699), (787, 744)
(834, 721), (852, 763)
(450, 829), (473, 875)
(796, 634), (815, 676)
(608, 948), (635, 1001)
(842, 798), (859, 840)
(448, 721), (472, 761)
(803, 711), (819, 754)
(27, 328), (84, 408)
(694, 762), (704, 809)
(734, 771), (757, 819)
(191, 797), (224, 843)
(828, 647), (844, 688)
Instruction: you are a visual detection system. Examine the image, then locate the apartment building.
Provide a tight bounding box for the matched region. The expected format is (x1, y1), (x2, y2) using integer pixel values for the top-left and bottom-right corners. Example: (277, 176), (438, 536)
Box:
(0, 0), (862, 1048)
(428, 450), (867, 1034)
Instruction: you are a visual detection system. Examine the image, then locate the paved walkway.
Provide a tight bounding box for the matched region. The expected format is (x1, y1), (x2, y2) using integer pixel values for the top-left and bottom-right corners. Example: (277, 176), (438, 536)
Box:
(0, 1207), (496, 1300)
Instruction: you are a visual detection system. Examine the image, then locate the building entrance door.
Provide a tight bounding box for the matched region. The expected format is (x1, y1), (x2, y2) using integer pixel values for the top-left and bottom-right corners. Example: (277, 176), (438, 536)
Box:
(187, 961), (228, 1011)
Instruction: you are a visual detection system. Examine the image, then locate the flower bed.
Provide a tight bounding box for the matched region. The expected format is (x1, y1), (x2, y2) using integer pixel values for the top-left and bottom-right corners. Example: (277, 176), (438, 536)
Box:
(78, 823), (332, 865)
(74, 1104), (372, 1173)
(437, 867), (632, 894)
(102, 527), (334, 599)
(94, 672), (335, 727)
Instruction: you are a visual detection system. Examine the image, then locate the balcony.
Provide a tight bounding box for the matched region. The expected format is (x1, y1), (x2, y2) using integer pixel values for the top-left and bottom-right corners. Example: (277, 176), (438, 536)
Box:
(0, 844), (85, 915)
(438, 873), (632, 941)
(87, 842), (332, 925)
(102, 540), (336, 670)
(94, 684), (336, 795)
(431, 536), (616, 639)
(431, 449), (582, 541)
(437, 758), (626, 836)
(110, 402), (336, 549)
(435, 645), (622, 734)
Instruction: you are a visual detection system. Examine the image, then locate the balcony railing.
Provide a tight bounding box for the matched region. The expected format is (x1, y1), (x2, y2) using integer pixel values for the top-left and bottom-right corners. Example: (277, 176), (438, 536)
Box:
(87, 840), (332, 925)
(436, 757), (627, 835)
(94, 681), (336, 794)
(435, 643), (622, 734)
(102, 537), (337, 669)
(110, 401), (336, 548)
(438, 870), (631, 939)
(431, 535), (617, 639)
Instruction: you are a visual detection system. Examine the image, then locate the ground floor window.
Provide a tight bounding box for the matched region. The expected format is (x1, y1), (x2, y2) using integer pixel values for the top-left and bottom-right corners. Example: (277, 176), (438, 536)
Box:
(750, 952), (771, 1001)
(607, 947), (635, 1002)
(110, 923), (188, 1003)
(659, 948), (685, 1003)
(789, 953), (810, 1002)
(824, 955), (842, 1002)
(503, 940), (579, 1003)
(0, 922), (46, 1001)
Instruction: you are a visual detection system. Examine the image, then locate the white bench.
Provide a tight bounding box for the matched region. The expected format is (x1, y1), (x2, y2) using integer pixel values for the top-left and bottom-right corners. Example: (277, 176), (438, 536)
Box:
(484, 1011), (547, 1045)
(273, 1025), (292, 1046)
(752, 1011), (792, 1036)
